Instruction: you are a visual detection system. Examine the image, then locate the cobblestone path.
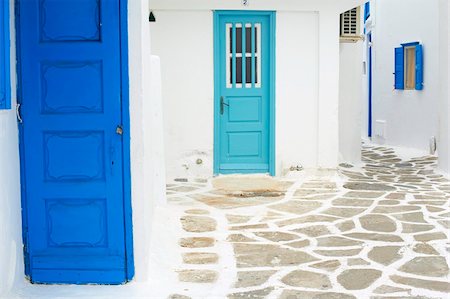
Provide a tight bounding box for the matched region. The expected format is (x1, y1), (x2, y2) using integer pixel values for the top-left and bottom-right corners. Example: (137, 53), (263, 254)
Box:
(165, 145), (450, 299)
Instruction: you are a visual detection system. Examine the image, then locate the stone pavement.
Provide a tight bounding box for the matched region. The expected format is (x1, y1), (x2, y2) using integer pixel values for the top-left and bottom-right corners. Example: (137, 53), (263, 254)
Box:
(165, 145), (450, 299)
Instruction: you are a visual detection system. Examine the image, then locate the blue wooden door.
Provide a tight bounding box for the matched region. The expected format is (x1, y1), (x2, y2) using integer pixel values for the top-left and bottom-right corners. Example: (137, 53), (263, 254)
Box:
(214, 12), (275, 175)
(18, 0), (132, 284)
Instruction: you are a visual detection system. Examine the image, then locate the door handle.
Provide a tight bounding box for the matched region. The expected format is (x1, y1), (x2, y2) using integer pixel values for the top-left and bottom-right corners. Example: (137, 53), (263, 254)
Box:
(220, 96), (229, 115)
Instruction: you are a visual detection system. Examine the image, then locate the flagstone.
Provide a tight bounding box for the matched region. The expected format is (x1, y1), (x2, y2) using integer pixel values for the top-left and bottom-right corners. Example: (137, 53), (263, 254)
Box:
(337, 269), (382, 290)
(281, 270), (331, 290)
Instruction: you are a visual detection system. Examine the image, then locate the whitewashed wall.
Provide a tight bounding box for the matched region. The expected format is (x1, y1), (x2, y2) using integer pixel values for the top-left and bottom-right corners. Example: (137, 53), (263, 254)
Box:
(0, 0), (24, 296)
(149, 0), (364, 179)
(438, 0), (449, 176)
(370, 0), (440, 153)
(339, 41), (363, 164)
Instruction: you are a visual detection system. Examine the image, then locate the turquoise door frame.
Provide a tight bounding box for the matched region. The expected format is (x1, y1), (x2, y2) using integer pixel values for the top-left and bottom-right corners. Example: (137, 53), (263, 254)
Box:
(213, 11), (276, 176)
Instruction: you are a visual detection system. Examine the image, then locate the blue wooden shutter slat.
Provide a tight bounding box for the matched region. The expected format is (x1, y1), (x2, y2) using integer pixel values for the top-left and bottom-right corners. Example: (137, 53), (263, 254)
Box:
(394, 47), (404, 90)
(415, 44), (424, 90)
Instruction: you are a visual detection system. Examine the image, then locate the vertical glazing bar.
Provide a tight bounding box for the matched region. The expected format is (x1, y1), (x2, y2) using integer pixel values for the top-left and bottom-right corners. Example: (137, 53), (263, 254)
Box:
(242, 24), (246, 89)
(251, 23), (255, 88)
(232, 23), (236, 88)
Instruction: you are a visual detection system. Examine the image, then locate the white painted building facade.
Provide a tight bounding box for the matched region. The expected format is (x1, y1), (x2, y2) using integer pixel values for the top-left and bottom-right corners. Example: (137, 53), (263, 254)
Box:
(150, 0), (366, 180)
(365, 0), (450, 175)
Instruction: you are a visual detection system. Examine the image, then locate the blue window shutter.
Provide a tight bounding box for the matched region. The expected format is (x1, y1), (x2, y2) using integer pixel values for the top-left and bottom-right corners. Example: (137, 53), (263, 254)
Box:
(0, 0), (10, 110)
(364, 2), (370, 22)
(415, 44), (424, 90)
(394, 47), (404, 90)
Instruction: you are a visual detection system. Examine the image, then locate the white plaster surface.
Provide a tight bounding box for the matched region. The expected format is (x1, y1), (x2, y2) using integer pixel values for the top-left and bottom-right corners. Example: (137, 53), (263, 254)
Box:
(369, 0), (441, 153)
(339, 41), (364, 165)
(438, 0), (450, 176)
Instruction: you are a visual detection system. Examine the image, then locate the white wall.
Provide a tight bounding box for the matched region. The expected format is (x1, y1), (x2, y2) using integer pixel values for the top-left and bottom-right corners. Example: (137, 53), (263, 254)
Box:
(0, 0), (24, 295)
(370, 0), (440, 152)
(150, 10), (324, 179)
(438, 0), (449, 176)
(339, 41), (363, 164)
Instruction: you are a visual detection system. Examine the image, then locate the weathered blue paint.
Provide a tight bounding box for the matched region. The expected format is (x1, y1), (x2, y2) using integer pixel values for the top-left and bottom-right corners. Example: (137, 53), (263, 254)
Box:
(213, 11), (275, 175)
(17, 0), (133, 284)
(415, 44), (424, 90)
(368, 32), (373, 138)
(0, 0), (10, 110)
(394, 47), (405, 90)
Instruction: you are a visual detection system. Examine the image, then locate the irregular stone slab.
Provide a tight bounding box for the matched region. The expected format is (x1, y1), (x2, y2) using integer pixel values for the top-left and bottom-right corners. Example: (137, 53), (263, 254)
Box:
(270, 201), (322, 215)
(233, 243), (318, 267)
(182, 252), (219, 264)
(378, 200), (400, 205)
(390, 275), (450, 292)
(368, 246), (402, 265)
(347, 258), (370, 266)
(310, 260), (341, 272)
(337, 269), (382, 290)
(234, 270), (276, 288)
(281, 270), (331, 290)
(255, 231), (299, 242)
(316, 236), (363, 247)
(276, 215), (340, 227)
(344, 182), (396, 191)
(322, 207), (366, 218)
(301, 182), (337, 189)
(314, 248), (362, 257)
(414, 232), (447, 242)
(360, 214), (397, 233)
(212, 176), (292, 192)
(170, 186), (198, 192)
(279, 290), (356, 299)
(227, 234), (258, 243)
(230, 223), (269, 230)
(292, 225), (331, 237)
(179, 237), (215, 248)
(226, 214), (252, 224)
(336, 220), (355, 232)
(344, 191), (385, 198)
(185, 209), (209, 215)
(228, 287), (274, 299)
(344, 233), (403, 242)
(393, 212), (427, 223)
(399, 256), (449, 277)
(372, 205), (421, 214)
(372, 285), (411, 294)
(295, 189), (336, 197)
(332, 198), (373, 207)
(180, 216), (217, 233)
(193, 194), (282, 209)
(168, 294), (191, 299)
(413, 243), (439, 255)
(178, 270), (218, 283)
(285, 239), (310, 249)
(402, 223), (434, 233)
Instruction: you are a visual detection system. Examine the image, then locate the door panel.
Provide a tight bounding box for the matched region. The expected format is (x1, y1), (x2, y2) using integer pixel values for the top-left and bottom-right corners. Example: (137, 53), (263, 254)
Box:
(19, 0), (130, 284)
(215, 12), (274, 174)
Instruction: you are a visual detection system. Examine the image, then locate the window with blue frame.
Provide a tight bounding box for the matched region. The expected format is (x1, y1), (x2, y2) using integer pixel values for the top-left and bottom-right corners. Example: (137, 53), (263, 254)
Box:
(0, 0), (11, 110)
(394, 42), (424, 91)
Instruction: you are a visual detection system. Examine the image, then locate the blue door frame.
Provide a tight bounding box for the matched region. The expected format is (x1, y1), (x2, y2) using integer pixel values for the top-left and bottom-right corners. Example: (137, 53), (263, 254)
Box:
(16, 0), (134, 284)
(368, 32), (373, 138)
(213, 11), (276, 176)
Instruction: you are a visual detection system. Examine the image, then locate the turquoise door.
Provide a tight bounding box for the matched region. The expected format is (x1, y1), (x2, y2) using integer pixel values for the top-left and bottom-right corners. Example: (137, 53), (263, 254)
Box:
(214, 11), (275, 175)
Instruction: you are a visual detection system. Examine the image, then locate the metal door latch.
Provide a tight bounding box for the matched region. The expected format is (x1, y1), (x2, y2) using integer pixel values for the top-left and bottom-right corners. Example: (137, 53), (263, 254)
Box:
(220, 96), (229, 115)
(116, 125), (123, 135)
(16, 103), (23, 123)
